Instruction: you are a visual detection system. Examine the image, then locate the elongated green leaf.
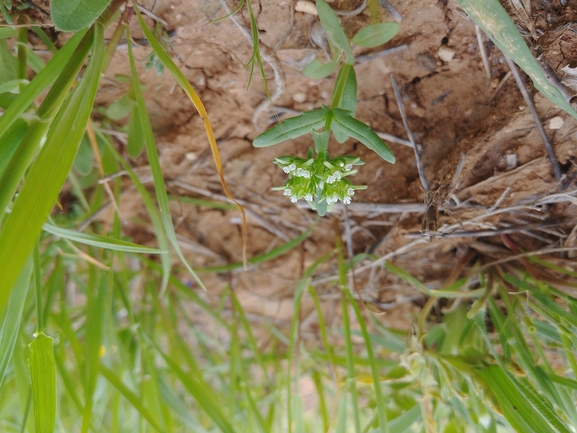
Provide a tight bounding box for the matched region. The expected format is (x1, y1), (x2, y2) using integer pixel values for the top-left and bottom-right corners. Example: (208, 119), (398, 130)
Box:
(478, 366), (569, 433)
(0, 118), (26, 178)
(331, 64), (357, 142)
(100, 365), (165, 433)
(0, 29), (88, 144)
(42, 223), (167, 254)
(316, 0), (355, 65)
(127, 104), (145, 158)
(51, 0), (111, 31)
(0, 25), (104, 318)
(332, 108), (395, 163)
(0, 30), (93, 223)
(0, 27), (16, 39)
(0, 259), (32, 388)
(29, 332), (56, 433)
(126, 26), (206, 291)
(302, 58), (338, 79)
(0, 78), (28, 94)
(351, 22), (400, 48)
(456, 0), (577, 119)
(253, 106), (330, 147)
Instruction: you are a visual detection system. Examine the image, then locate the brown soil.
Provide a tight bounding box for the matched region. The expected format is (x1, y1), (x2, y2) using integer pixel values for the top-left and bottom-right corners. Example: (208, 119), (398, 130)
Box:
(41, 0), (577, 333)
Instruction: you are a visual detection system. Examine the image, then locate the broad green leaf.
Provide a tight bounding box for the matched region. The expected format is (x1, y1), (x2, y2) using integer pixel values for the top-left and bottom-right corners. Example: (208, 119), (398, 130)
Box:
(0, 25), (104, 318)
(29, 332), (56, 433)
(0, 259), (32, 388)
(457, 0), (577, 119)
(51, 0), (111, 31)
(316, 0), (355, 65)
(127, 104), (145, 158)
(351, 22), (400, 48)
(253, 106), (329, 147)
(302, 58), (338, 79)
(105, 95), (131, 120)
(42, 223), (167, 254)
(332, 108), (395, 163)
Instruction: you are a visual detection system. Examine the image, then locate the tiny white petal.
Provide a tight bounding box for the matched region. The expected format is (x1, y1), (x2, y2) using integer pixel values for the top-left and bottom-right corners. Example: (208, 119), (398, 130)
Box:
(283, 166), (291, 173)
(347, 188), (354, 195)
(343, 197), (351, 205)
(305, 194), (313, 201)
(290, 196), (298, 203)
(283, 190), (291, 196)
(345, 164), (353, 171)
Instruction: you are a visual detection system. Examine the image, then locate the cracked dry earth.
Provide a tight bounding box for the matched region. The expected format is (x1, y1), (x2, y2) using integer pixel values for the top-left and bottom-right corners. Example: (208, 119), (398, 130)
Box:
(55, 0), (577, 334)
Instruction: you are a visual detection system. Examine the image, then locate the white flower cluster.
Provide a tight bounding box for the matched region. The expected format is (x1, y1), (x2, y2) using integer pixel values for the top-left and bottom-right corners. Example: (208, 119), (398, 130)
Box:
(273, 153), (366, 214)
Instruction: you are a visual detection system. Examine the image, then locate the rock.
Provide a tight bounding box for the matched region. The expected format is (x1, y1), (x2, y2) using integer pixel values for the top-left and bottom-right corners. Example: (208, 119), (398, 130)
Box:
(549, 116), (564, 130)
(295, 1), (317, 15)
(438, 46), (455, 63)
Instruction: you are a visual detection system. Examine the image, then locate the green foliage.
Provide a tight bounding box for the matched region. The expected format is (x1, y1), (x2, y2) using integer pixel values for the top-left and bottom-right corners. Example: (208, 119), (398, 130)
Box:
(253, 5), (397, 215)
(351, 22), (400, 48)
(51, 0), (112, 32)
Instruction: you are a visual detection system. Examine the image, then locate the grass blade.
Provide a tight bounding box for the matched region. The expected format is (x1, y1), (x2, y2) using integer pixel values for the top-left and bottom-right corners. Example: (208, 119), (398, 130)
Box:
(0, 24), (104, 316)
(42, 222), (167, 254)
(28, 332), (57, 433)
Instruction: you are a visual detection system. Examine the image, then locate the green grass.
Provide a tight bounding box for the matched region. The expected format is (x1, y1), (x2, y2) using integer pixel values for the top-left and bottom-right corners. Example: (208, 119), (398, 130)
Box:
(0, 2), (577, 433)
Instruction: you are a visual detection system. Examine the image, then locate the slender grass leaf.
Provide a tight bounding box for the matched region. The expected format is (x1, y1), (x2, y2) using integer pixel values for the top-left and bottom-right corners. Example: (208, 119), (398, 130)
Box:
(106, 143), (172, 295)
(478, 366), (569, 433)
(316, 0), (355, 65)
(385, 262), (430, 295)
(0, 259), (32, 389)
(0, 25), (104, 317)
(42, 223), (166, 254)
(51, 0), (112, 31)
(126, 27), (206, 291)
(28, 332), (56, 433)
(332, 108), (395, 163)
(549, 374), (577, 391)
(135, 7), (248, 266)
(196, 223), (315, 272)
(346, 290), (388, 433)
(100, 365), (165, 432)
(169, 194), (237, 211)
(0, 29), (88, 144)
(127, 104), (145, 158)
(456, 0), (577, 119)
(351, 23), (400, 48)
(253, 106), (330, 147)
(0, 30), (93, 224)
(388, 405), (421, 433)
(302, 58), (338, 79)
(0, 78), (28, 94)
(0, 117), (26, 178)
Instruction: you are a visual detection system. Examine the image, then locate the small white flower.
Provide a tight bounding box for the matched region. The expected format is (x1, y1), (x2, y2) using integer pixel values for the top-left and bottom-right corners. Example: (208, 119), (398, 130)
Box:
(326, 197), (333, 204)
(282, 166), (291, 173)
(290, 196), (298, 203)
(347, 188), (354, 195)
(345, 164), (353, 171)
(343, 197), (351, 205)
(304, 194), (313, 202)
(283, 189), (291, 196)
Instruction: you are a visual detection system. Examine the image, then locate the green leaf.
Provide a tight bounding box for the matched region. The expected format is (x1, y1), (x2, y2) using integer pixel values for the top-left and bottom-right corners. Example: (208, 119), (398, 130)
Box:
(0, 27), (16, 39)
(127, 104), (145, 158)
(0, 259), (32, 389)
(105, 95), (132, 120)
(29, 332), (56, 433)
(351, 22), (400, 48)
(73, 134), (93, 176)
(457, 0), (577, 119)
(302, 58), (338, 79)
(331, 108), (395, 163)
(0, 25), (104, 318)
(51, 0), (112, 31)
(42, 223), (167, 254)
(331, 64), (357, 142)
(316, 0), (355, 65)
(253, 106), (330, 147)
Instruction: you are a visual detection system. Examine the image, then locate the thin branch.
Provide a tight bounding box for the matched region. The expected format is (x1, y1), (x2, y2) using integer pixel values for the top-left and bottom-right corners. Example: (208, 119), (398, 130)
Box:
(391, 74), (429, 191)
(504, 55), (562, 180)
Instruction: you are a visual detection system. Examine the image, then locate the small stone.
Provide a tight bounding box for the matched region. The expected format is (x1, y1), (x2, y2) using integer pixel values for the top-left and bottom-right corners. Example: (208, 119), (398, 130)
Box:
(185, 152), (197, 161)
(505, 153), (517, 170)
(295, 1), (317, 15)
(292, 92), (307, 103)
(549, 116), (564, 130)
(438, 46), (455, 62)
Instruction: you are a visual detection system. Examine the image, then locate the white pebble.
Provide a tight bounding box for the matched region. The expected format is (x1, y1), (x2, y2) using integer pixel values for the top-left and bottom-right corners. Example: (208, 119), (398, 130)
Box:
(438, 46), (455, 63)
(549, 116), (564, 130)
(292, 92), (307, 103)
(295, 0), (318, 15)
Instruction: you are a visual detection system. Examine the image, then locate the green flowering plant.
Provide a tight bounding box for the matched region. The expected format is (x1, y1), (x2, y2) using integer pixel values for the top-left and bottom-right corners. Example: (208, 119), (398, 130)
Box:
(273, 150), (367, 214)
(252, 0), (399, 216)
